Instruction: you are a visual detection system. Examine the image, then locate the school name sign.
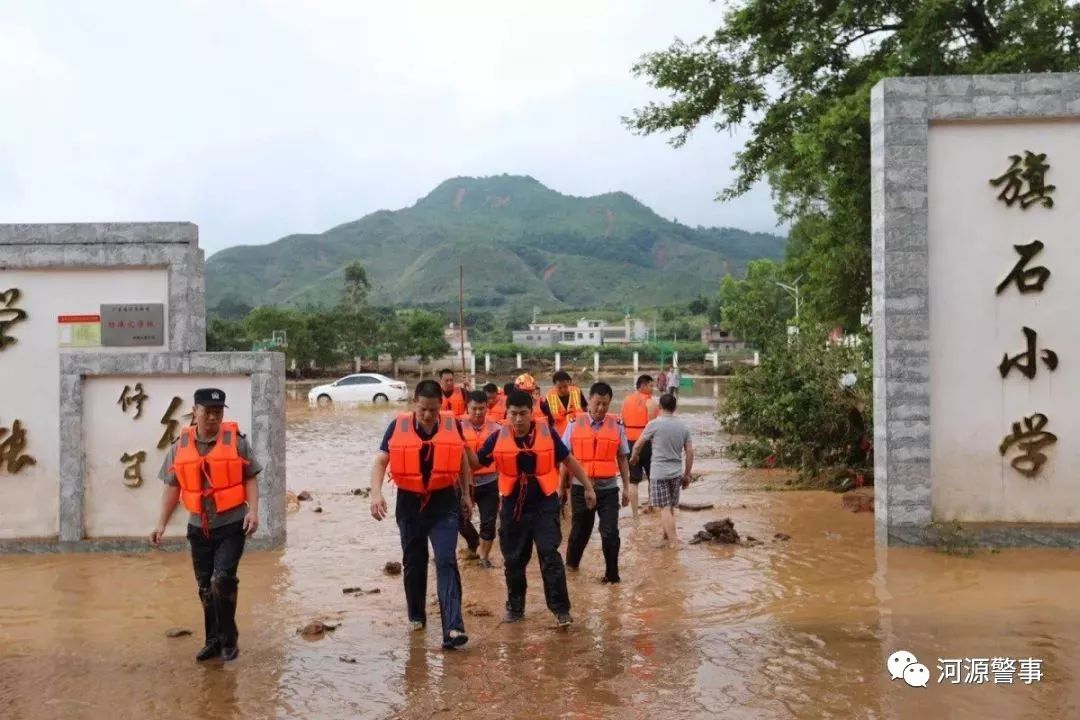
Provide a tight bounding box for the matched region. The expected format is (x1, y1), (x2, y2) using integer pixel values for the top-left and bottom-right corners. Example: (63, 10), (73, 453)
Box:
(871, 73), (1080, 546)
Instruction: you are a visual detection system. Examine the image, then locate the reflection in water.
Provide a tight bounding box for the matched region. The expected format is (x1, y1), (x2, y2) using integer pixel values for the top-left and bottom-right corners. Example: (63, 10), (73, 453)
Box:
(2, 377), (1080, 719)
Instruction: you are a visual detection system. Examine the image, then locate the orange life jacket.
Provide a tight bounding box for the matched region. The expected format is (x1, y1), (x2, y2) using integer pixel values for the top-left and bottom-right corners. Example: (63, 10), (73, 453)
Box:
(546, 386), (584, 436)
(441, 388), (467, 416)
(171, 422), (248, 516)
(388, 412), (463, 495)
(570, 414), (621, 478)
(621, 390), (655, 442)
(486, 395), (506, 423)
(462, 419), (500, 474)
(493, 422), (560, 497)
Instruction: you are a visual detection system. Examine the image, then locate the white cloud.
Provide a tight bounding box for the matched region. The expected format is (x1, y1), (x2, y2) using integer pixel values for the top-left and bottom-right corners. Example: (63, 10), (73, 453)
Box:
(0, 0), (780, 254)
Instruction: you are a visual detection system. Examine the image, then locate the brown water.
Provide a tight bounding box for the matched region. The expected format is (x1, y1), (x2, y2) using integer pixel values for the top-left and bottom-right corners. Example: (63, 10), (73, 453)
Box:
(3, 379), (1080, 719)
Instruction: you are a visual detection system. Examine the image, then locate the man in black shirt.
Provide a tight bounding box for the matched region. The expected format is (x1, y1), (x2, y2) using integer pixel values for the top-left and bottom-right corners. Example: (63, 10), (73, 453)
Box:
(475, 390), (596, 627)
(370, 380), (474, 649)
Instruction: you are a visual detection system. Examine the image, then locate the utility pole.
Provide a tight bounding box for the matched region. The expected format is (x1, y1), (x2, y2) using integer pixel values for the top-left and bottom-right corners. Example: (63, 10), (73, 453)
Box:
(458, 265), (467, 378)
(774, 275), (803, 320)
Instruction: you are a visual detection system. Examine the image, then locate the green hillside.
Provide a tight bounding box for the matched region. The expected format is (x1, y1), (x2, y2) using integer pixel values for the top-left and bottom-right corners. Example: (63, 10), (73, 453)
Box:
(205, 175), (786, 312)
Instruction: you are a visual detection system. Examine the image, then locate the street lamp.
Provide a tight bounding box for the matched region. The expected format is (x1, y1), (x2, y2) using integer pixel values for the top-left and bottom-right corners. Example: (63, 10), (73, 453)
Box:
(774, 275), (803, 320)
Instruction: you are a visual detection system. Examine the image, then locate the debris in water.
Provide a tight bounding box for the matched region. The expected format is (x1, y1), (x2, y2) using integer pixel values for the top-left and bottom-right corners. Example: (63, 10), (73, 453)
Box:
(297, 491), (313, 501)
(165, 628), (192, 638)
(773, 533), (792, 542)
(339, 655), (358, 664)
(703, 518), (740, 544)
(297, 620), (340, 637)
(343, 587), (380, 595)
(384, 561), (402, 575)
(679, 502), (714, 512)
(314, 505), (323, 513)
(351, 488), (370, 497)
(465, 601), (493, 617)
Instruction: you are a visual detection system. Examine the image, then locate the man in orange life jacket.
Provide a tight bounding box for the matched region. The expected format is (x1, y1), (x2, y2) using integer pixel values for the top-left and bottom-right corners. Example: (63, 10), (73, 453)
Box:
(474, 389), (596, 626)
(461, 390), (502, 568)
(484, 383), (506, 422)
(370, 379), (473, 649)
(150, 388), (262, 663)
(562, 382), (631, 583)
(546, 370), (587, 436)
(621, 374), (660, 517)
(438, 367), (469, 417)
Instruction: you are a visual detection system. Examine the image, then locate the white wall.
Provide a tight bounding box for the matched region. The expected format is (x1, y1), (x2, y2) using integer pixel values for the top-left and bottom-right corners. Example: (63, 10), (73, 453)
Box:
(929, 119), (1080, 522)
(0, 268), (168, 538)
(83, 375), (252, 537)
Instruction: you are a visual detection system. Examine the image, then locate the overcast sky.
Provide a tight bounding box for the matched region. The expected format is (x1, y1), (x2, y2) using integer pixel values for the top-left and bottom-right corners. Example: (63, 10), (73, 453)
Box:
(1, 0), (780, 256)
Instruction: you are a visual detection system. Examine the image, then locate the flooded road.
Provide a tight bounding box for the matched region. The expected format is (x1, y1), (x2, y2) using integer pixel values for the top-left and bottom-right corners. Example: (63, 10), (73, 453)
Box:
(3, 378), (1080, 719)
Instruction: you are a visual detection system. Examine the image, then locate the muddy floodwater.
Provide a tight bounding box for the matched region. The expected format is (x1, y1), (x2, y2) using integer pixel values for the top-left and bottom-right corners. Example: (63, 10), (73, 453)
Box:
(4, 379), (1080, 719)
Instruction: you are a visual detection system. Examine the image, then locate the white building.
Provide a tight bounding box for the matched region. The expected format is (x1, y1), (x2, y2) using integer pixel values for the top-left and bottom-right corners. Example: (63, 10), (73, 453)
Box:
(512, 317), (649, 348)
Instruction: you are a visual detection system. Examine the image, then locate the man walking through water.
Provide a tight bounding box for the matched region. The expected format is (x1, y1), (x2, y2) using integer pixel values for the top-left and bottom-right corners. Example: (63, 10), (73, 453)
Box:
(621, 374), (659, 517)
(151, 388), (262, 663)
(476, 390), (597, 626)
(462, 390), (502, 568)
(630, 393), (693, 548)
(369, 380), (473, 649)
(562, 382), (631, 583)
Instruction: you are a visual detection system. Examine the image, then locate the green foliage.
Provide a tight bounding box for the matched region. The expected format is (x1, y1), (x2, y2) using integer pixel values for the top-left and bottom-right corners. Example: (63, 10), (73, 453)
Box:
(720, 327), (871, 477)
(342, 261), (370, 313)
(205, 175), (786, 312)
(206, 317), (250, 351)
(407, 311), (451, 363)
(718, 259), (793, 349)
(628, 0), (1080, 329)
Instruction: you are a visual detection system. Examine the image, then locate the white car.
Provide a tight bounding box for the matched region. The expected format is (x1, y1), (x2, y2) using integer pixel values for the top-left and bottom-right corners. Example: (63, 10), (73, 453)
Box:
(308, 373), (409, 406)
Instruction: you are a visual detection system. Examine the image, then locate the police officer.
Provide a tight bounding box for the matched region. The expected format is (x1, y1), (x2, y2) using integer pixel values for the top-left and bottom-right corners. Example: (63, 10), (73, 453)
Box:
(151, 388), (262, 663)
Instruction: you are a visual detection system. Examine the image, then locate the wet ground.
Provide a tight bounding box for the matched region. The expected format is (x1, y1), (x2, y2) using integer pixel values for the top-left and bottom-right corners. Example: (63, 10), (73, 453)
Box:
(3, 379), (1080, 719)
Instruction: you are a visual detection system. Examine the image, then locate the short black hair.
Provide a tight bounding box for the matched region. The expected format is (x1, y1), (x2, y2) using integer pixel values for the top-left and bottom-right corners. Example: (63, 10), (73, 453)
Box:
(483, 383), (499, 394)
(552, 370), (572, 383)
(506, 389), (534, 410)
(438, 368), (454, 378)
(468, 390), (487, 405)
(589, 381), (613, 398)
(659, 393), (677, 412)
(636, 374), (654, 389)
(503, 382), (516, 396)
(415, 379), (442, 400)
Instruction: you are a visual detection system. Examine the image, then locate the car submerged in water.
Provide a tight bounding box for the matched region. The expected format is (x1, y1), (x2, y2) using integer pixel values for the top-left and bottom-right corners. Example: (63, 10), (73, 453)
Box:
(307, 373), (409, 407)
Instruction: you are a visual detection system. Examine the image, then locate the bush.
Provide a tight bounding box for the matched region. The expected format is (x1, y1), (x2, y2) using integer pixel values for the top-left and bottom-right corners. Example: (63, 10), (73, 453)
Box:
(720, 325), (872, 477)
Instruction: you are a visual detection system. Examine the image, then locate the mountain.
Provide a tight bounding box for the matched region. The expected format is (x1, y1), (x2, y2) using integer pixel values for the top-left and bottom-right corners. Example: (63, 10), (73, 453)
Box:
(205, 175), (786, 313)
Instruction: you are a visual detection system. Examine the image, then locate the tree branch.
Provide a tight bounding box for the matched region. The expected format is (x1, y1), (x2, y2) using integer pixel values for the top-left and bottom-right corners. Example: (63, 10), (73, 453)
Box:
(832, 25), (904, 50)
(961, 0), (999, 52)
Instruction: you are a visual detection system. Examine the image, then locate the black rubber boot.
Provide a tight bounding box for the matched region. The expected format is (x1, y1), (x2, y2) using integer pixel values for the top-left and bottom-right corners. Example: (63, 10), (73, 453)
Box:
(195, 586), (220, 661)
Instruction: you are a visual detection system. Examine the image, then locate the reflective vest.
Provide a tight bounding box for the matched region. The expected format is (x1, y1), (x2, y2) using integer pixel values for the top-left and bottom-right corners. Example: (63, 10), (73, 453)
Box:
(546, 386), (584, 436)
(387, 412), (463, 494)
(493, 422), (560, 497)
(486, 396), (506, 423)
(171, 422), (248, 515)
(621, 391), (655, 442)
(441, 388), (467, 416)
(570, 414), (621, 478)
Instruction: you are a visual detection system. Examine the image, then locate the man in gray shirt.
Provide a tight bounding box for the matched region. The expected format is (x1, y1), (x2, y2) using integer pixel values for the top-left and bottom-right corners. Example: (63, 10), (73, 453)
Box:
(150, 388), (262, 663)
(630, 393), (692, 549)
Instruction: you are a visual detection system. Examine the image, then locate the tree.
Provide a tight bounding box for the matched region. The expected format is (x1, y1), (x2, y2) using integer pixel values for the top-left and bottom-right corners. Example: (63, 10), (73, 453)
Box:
(408, 311), (451, 373)
(688, 295), (709, 315)
(342, 261), (370, 313)
(718, 259), (793, 349)
(628, 0), (1080, 328)
(378, 316), (412, 375)
(206, 317), (250, 351)
(245, 306), (311, 374)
